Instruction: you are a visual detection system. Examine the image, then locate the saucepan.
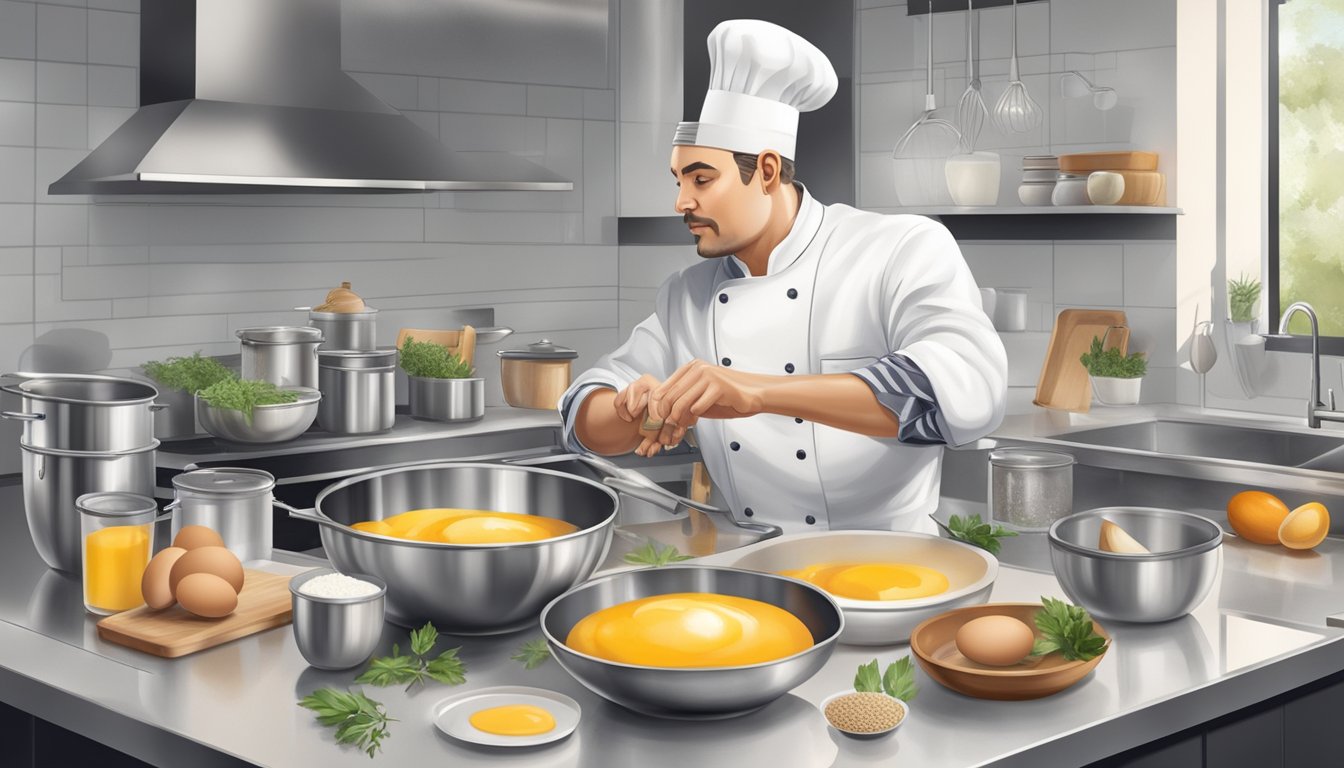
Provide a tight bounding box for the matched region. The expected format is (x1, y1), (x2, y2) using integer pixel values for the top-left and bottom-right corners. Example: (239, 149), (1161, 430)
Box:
(2, 372), (168, 452)
(277, 461), (617, 634)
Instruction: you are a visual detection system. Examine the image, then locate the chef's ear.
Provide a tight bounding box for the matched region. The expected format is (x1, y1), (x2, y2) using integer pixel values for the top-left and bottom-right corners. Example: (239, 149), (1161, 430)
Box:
(758, 151), (783, 193)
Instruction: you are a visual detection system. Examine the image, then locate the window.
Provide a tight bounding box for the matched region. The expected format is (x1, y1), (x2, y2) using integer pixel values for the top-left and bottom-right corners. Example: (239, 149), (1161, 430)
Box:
(1271, 0), (1344, 340)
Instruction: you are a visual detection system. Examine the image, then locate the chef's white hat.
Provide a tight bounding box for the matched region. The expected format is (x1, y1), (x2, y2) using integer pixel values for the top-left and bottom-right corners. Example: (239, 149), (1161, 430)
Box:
(674, 19), (838, 161)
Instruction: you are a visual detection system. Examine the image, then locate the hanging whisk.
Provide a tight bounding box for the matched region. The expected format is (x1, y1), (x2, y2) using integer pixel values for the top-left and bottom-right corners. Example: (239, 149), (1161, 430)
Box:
(992, 0), (1042, 134)
(955, 0), (987, 153)
(892, 10), (962, 206)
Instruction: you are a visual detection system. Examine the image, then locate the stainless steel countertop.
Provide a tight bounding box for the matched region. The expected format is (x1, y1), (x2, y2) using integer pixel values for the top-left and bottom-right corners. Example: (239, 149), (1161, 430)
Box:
(3, 471), (1344, 767)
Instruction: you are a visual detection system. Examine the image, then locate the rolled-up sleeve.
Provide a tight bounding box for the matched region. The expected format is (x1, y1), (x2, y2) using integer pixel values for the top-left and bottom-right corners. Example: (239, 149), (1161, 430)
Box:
(851, 353), (946, 445)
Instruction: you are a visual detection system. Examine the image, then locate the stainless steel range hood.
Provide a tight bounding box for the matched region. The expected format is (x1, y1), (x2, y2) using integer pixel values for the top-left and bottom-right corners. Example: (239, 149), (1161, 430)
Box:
(49, 0), (573, 194)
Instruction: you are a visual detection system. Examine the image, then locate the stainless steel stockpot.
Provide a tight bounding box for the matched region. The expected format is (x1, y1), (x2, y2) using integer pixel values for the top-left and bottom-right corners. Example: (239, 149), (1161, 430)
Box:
(20, 440), (158, 573)
(278, 461), (617, 634)
(290, 568), (387, 670)
(305, 309), (378, 351)
(168, 467), (276, 562)
(540, 565), (844, 719)
(317, 349), (396, 435)
(238, 326), (323, 389)
(2, 374), (165, 452)
(1049, 507), (1223, 623)
(407, 376), (484, 422)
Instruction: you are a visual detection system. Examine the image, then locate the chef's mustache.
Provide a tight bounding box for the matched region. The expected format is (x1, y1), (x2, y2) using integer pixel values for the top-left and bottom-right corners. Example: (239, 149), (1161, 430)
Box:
(684, 213), (719, 234)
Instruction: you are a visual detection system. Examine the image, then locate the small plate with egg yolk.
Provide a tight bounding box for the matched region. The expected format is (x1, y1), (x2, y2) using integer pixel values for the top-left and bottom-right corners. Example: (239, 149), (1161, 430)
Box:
(433, 686), (581, 748)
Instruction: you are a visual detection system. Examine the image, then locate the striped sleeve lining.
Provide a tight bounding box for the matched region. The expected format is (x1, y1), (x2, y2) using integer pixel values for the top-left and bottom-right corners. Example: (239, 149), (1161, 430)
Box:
(850, 353), (947, 445)
(559, 383), (616, 454)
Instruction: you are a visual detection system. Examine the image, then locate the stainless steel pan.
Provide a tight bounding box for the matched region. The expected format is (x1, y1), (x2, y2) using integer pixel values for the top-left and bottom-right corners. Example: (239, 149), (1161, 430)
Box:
(2, 372), (166, 452)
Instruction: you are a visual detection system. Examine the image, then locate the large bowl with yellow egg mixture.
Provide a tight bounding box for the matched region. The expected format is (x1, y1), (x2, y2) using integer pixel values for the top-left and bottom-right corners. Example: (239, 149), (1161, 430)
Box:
(541, 565), (843, 720)
(722, 531), (998, 645)
(280, 461), (617, 634)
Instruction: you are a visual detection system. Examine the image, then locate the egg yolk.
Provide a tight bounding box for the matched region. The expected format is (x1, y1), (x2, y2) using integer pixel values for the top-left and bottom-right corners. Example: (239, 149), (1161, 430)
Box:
(780, 562), (950, 601)
(351, 508), (578, 544)
(565, 593), (814, 667)
(468, 704), (556, 736)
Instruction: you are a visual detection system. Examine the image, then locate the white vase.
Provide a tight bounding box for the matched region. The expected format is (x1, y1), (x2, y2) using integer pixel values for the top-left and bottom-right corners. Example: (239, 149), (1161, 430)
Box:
(1091, 375), (1142, 406)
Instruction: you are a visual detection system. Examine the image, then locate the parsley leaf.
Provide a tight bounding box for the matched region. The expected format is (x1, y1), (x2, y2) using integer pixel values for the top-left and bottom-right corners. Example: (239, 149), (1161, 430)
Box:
(1032, 596), (1108, 662)
(355, 623), (467, 692)
(512, 638), (552, 670)
(946, 513), (1019, 555)
(425, 648), (467, 686)
(623, 539), (693, 567)
(298, 688), (395, 759)
(409, 622), (437, 658)
(882, 655), (919, 702)
(854, 659), (883, 693)
(353, 645), (420, 688)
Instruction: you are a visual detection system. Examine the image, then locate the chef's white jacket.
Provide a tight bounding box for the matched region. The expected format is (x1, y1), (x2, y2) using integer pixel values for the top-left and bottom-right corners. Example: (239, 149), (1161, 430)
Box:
(560, 187), (1007, 533)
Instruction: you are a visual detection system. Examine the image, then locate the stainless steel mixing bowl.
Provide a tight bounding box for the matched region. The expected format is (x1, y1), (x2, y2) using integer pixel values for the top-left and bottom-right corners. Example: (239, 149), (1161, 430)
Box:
(1049, 507), (1223, 623)
(290, 568), (387, 670)
(195, 386), (321, 443)
(540, 565), (843, 719)
(280, 461), (617, 634)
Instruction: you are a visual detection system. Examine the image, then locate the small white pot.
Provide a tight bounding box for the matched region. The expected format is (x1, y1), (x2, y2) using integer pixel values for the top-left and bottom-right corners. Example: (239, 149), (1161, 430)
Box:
(1091, 376), (1142, 406)
(945, 152), (1001, 206)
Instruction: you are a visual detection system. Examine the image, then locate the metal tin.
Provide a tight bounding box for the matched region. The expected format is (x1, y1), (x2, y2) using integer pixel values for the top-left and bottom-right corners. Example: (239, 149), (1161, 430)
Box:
(1, 375), (164, 452)
(307, 308), (378, 351)
(169, 468), (276, 561)
(407, 376), (484, 422)
(238, 326), (323, 389)
(289, 568), (387, 670)
(318, 349), (397, 434)
(987, 448), (1075, 530)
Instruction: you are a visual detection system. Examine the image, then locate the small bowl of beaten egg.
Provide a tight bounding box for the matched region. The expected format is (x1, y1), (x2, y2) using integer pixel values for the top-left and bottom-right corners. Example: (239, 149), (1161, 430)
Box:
(722, 531), (998, 645)
(540, 565), (844, 720)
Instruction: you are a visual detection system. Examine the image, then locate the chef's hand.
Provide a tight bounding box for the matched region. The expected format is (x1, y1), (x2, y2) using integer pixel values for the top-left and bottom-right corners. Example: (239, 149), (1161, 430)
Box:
(648, 360), (767, 447)
(613, 374), (667, 458)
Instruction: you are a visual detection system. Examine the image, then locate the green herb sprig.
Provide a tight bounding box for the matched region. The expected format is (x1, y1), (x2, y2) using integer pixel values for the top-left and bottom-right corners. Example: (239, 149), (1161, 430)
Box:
(623, 539), (693, 567)
(854, 656), (918, 702)
(197, 378), (299, 424)
(512, 638), (552, 670)
(355, 622), (466, 692)
(1079, 336), (1148, 379)
(946, 513), (1019, 555)
(298, 688), (395, 759)
(142, 352), (235, 394)
(1031, 596), (1108, 662)
(398, 336), (474, 379)
(1228, 273), (1262, 324)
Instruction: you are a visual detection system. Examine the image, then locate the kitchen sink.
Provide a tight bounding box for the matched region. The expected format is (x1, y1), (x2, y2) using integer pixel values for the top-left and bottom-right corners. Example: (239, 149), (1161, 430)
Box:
(1053, 419), (1344, 470)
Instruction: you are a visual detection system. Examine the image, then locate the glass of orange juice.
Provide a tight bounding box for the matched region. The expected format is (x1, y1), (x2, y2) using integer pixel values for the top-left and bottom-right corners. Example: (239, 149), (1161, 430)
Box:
(78, 492), (159, 615)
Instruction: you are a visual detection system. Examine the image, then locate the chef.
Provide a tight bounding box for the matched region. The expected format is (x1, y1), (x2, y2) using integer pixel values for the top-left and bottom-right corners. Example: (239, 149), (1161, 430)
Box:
(559, 19), (1007, 533)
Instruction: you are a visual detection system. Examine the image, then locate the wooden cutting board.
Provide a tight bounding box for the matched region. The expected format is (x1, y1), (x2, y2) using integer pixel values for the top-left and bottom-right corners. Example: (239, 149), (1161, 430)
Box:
(1034, 309), (1129, 413)
(397, 326), (477, 366)
(97, 569), (293, 658)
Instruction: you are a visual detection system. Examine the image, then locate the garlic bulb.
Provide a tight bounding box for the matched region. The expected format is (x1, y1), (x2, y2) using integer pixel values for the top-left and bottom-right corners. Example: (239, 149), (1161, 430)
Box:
(314, 281), (366, 313)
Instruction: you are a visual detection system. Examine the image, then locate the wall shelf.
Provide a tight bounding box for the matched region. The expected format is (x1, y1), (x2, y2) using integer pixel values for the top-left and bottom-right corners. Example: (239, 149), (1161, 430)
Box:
(868, 206), (1184, 216)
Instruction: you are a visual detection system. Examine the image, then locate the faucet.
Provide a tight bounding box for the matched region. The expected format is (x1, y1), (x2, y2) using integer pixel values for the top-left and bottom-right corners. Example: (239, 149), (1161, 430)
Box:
(1278, 301), (1344, 428)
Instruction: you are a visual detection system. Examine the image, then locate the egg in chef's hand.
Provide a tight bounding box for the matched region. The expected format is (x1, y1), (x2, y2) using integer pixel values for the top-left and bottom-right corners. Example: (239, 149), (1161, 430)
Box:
(173, 524), (226, 551)
(955, 615), (1036, 667)
(141, 546), (188, 610)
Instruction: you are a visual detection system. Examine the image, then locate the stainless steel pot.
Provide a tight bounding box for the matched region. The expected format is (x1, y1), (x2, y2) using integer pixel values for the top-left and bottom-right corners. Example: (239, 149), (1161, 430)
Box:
(302, 308), (378, 351)
(238, 326), (323, 389)
(290, 568), (387, 670)
(317, 349), (396, 434)
(2, 374), (166, 452)
(20, 440), (158, 573)
(498, 339), (577, 410)
(407, 376), (484, 422)
(541, 565), (843, 719)
(1048, 507), (1223, 623)
(278, 461), (617, 634)
(167, 468), (276, 562)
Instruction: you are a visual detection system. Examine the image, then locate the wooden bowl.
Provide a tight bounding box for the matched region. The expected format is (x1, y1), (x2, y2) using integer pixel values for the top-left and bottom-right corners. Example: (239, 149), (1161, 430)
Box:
(909, 603), (1110, 701)
(1058, 151), (1158, 173)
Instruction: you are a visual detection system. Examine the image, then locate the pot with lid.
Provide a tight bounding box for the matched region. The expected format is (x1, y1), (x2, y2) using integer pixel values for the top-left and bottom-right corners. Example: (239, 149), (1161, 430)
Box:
(238, 326), (323, 389)
(2, 373), (166, 452)
(168, 468), (276, 562)
(317, 348), (397, 435)
(498, 340), (578, 410)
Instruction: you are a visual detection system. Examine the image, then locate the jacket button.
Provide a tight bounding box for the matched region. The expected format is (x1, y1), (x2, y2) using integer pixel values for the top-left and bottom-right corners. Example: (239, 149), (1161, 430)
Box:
(795, 417), (804, 424)
(784, 363), (795, 374)
(744, 507), (754, 517)
(787, 288), (798, 299)
(796, 449), (807, 460)
(805, 515), (816, 525)
(721, 357), (731, 366)
(719, 293), (728, 303)
(730, 441), (740, 451)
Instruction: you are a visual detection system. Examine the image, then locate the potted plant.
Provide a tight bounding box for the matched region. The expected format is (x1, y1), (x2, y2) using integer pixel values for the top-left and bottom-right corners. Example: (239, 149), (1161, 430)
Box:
(399, 336), (484, 422)
(1079, 336), (1148, 406)
(1228, 273), (1262, 334)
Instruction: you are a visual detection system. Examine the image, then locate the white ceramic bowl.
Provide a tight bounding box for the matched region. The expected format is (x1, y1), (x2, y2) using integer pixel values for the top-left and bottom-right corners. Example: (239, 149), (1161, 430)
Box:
(1018, 182), (1056, 207)
(819, 691), (910, 739)
(723, 531), (998, 645)
(945, 152), (1001, 206)
(1052, 176), (1092, 206)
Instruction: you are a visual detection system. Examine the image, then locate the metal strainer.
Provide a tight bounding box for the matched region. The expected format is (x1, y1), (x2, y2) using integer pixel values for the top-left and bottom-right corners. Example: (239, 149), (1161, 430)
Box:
(892, 9), (961, 206)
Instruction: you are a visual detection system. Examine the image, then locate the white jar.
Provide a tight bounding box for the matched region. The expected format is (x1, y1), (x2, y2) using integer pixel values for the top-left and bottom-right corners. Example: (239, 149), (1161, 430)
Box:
(944, 152), (1001, 206)
(1051, 176), (1091, 206)
(1087, 171), (1126, 205)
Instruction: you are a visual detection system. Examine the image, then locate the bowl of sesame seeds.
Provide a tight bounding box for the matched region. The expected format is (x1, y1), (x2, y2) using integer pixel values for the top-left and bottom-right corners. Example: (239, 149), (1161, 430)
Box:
(819, 690), (909, 739)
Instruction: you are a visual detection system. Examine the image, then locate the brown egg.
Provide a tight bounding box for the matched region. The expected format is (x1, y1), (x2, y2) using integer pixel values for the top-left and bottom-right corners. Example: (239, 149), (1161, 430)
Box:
(173, 525), (225, 551)
(176, 572), (238, 618)
(955, 615), (1037, 667)
(169, 545), (245, 595)
(141, 547), (188, 610)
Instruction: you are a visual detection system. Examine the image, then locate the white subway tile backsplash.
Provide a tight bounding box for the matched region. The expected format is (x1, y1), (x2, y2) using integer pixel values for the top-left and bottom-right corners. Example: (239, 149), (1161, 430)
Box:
(439, 78), (526, 116)
(402, 109), (438, 137)
(618, 121), (678, 217)
(61, 263), (146, 299)
(35, 201), (85, 244)
(528, 85), (586, 119)
(1139, 366), (1176, 405)
(494, 299), (616, 333)
(88, 244), (146, 264)
(0, 60), (37, 103)
(0, 275), (32, 322)
(424, 209), (577, 244)
(35, 61), (85, 105)
(147, 205), (424, 246)
(0, 147), (34, 202)
(349, 72), (419, 112)
(619, 244), (698, 288)
(86, 105), (132, 145)
(86, 9), (137, 66)
(61, 245), (86, 266)
(438, 113), (546, 152)
(583, 120), (616, 244)
(0, 204), (34, 246)
(1054, 244), (1123, 306)
(35, 103), (85, 148)
(1051, 0), (1176, 53)
(0, 247), (32, 275)
(1123, 242), (1177, 308)
(86, 0), (138, 11)
(416, 77), (439, 111)
(36, 4), (85, 63)
(111, 296), (147, 317)
(34, 274), (110, 321)
(1001, 331), (1052, 388)
(34, 246), (59, 274)
(857, 152), (901, 209)
(87, 64), (134, 107)
(37, 313), (226, 348)
(961, 242), (1053, 309)
(584, 90), (615, 121)
(0, 2), (38, 61)
(0, 100), (34, 146)
(1123, 307), (1177, 368)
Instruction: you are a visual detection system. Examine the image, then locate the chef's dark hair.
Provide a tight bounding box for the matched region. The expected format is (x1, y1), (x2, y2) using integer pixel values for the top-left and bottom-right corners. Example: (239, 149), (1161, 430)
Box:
(732, 152), (796, 186)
